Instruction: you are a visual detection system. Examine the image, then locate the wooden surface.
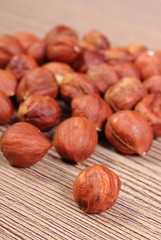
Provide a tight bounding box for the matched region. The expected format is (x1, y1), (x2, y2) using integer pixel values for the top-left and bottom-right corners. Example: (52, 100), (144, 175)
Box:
(0, 0), (161, 239)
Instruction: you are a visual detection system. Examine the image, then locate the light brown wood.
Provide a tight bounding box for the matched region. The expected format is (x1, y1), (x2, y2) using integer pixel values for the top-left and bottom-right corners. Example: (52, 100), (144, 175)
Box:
(0, 0), (161, 239)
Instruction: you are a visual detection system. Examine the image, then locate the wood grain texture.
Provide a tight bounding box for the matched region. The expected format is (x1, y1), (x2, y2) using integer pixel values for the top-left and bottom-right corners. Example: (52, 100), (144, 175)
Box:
(0, 0), (161, 239)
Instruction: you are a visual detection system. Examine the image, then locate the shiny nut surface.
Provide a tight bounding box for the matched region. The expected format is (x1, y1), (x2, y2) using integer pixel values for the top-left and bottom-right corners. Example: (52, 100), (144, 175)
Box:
(0, 122), (51, 167)
(53, 117), (98, 163)
(135, 93), (161, 137)
(16, 67), (59, 102)
(73, 165), (121, 213)
(0, 90), (14, 124)
(71, 94), (113, 131)
(104, 77), (147, 111)
(18, 94), (62, 130)
(105, 110), (153, 154)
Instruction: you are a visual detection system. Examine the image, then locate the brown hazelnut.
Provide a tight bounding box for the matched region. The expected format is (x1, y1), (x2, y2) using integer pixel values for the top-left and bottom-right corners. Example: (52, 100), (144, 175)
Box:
(73, 165), (121, 213)
(13, 32), (39, 50)
(7, 54), (38, 81)
(71, 94), (113, 131)
(143, 75), (161, 94)
(45, 24), (78, 42)
(135, 93), (161, 137)
(135, 50), (161, 80)
(0, 122), (51, 167)
(71, 49), (106, 72)
(104, 77), (147, 111)
(46, 35), (80, 63)
(17, 94), (62, 130)
(0, 34), (23, 67)
(103, 47), (133, 65)
(83, 30), (110, 50)
(0, 90), (14, 124)
(43, 62), (74, 84)
(125, 42), (147, 59)
(86, 63), (119, 94)
(0, 69), (17, 96)
(59, 72), (99, 104)
(113, 62), (140, 79)
(53, 117), (98, 163)
(16, 67), (59, 102)
(105, 110), (153, 154)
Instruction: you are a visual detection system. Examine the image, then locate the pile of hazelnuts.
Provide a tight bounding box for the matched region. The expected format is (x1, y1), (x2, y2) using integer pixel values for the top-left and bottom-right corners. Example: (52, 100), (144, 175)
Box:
(0, 25), (160, 213)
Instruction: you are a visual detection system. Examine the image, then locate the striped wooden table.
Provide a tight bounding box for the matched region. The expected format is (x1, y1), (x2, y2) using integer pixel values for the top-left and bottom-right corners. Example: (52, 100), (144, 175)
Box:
(0, 0), (161, 239)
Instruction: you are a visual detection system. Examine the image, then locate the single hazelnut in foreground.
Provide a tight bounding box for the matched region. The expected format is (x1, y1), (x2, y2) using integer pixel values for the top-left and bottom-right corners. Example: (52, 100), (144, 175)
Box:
(83, 30), (110, 50)
(71, 94), (113, 131)
(18, 94), (62, 130)
(0, 90), (14, 124)
(46, 35), (80, 63)
(7, 53), (38, 81)
(73, 165), (121, 213)
(53, 117), (98, 163)
(60, 72), (99, 104)
(143, 75), (161, 94)
(135, 93), (161, 137)
(0, 34), (23, 67)
(16, 67), (59, 102)
(0, 122), (51, 167)
(105, 110), (153, 154)
(86, 63), (119, 94)
(0, 69), (17, 96)
(104, 77), (147, 111)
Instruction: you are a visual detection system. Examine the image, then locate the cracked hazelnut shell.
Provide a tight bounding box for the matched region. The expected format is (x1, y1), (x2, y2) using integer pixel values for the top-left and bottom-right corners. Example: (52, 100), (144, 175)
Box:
(53, 117), (98, 163)
(0, 122), (51, 167)
(105, 110), (153, 154)
(73, 165), (121, 213)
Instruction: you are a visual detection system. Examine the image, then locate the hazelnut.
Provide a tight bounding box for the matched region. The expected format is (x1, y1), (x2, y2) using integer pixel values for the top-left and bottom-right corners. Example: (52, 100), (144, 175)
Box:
(59, 72), (99, 104)
(143, 75), (161, 94)
(73, 165), (121, 213)
(53, 117), (98, 163)
(135, 93), (161, 137)
(71, 49), (106, 72)
(45, 24), (78, 42)
(26, 39), (46, 63)
(0, 90), (14, 124)
(103, 47), (133, 65)
(113, 62), (140, 79)
(86, 63), (119, 94)
(16, 67), (59, 102)
(46, 35), (80, 63)
(13, 32), (39, 50)
(18, 94), (62, 130)
(43, 62), (74, 84)
(0, 69), (17, 96)
(7, 54), (38, 81)
(105, 110), (153, 154)
(83, 30), (110, 50)
(104, 77), (147, 111)
(0, 122), (51, 167)
(0, 34), (23, 67)
(135, 50), (161, 80)
(71, 94), (113, 131)
(125, 42), (147, 59)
